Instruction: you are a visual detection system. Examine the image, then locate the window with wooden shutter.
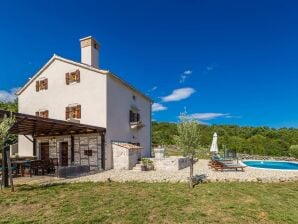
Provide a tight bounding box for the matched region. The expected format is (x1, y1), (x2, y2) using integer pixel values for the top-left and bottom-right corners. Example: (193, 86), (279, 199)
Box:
(66, 69), (80, 84)
(66, 105), (81, 120)
(36, 78), (48, 91)
(36, 110), (49, 118)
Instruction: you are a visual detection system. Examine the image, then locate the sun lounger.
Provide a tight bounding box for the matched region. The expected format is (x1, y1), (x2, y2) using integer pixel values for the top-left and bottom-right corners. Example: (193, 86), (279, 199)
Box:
(208, 155), (234, 167)
(212, 160), (246, 172)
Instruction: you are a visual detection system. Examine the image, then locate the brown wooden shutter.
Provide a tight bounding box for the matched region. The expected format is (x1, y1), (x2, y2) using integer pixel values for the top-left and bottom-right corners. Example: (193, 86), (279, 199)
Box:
(44, 110), (49, 118)
(66, 73), (70, 85)
(65, 107), (70, 120)
(35, 111), (40, 117)
(76, 105), (81, 119)
(36, 81), (40, 92)
(44, 79), (48, 89)
(76, 70), (80, 82)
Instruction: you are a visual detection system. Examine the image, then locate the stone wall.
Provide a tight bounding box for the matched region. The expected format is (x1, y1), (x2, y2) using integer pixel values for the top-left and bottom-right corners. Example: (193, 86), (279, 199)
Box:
(74, 134), (102, 171)
(153, 156), (190, 171)
(238, 154), (297, 161)
(36, 133), (103, 171)
(112, 144), (140, 170)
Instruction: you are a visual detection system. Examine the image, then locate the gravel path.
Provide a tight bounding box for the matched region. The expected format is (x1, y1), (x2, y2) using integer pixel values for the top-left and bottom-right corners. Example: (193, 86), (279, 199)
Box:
(64, 160), (298, 183)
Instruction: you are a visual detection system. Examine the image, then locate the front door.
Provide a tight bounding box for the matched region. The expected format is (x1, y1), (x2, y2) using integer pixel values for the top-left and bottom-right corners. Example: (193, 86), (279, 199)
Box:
(40, 142), (49, 160)
(61, 142), (68, 166)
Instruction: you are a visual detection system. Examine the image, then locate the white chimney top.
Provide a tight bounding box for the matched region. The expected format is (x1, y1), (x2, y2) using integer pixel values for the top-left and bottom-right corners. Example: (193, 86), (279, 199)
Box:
(80, 36), (100, 68)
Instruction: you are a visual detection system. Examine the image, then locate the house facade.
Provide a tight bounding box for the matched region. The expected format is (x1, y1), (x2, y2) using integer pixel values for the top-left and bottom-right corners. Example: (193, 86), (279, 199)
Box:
(16, 36), (152, 171)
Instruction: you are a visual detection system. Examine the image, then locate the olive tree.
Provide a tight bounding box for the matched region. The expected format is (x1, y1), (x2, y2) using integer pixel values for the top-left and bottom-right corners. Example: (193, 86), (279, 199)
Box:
(289, 145), (298, 159)
(174, 112), (200, 188)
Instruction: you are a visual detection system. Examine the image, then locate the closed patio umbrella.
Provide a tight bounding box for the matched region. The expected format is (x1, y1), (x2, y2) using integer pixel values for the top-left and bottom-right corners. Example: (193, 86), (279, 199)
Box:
(210, 132), (219, 153)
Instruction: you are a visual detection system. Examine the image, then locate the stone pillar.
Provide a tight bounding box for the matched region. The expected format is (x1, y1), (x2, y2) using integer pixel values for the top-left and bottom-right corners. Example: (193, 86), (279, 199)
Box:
(154, 146), (165, 160)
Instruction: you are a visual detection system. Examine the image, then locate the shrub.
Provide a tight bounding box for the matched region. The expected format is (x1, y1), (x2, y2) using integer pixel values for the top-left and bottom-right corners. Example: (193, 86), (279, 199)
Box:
(289, 145), (298, 158)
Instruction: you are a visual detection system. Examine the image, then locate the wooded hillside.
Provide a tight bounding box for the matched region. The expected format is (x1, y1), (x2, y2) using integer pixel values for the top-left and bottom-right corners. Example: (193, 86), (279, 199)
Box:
(153, 122), (298, 157)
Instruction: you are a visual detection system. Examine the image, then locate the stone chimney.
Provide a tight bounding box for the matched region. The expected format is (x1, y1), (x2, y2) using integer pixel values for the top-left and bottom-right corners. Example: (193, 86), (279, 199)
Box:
(80, 36), (99, 68)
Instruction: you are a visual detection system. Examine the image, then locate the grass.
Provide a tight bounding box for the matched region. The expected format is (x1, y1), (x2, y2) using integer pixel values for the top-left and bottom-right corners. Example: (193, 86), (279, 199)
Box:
(0, 182), (297, 223)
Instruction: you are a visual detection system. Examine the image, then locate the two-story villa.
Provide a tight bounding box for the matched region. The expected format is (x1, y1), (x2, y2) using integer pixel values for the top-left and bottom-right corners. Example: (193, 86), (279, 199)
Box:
(16, 36), (152, 171)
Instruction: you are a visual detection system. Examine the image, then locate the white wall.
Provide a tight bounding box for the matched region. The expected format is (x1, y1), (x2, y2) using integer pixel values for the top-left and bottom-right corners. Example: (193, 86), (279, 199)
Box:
(18, 59), (107, 157)
(17, 57), (152, 170)
(106, 76), (152, 164)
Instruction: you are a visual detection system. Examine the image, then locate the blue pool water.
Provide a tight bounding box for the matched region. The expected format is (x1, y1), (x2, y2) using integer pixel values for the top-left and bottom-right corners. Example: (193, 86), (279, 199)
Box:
(243, 160), (298, 170)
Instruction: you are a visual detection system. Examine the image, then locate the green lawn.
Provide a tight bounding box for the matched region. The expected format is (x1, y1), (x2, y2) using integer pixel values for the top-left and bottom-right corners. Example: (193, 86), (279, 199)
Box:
(0, 182), (297, 224)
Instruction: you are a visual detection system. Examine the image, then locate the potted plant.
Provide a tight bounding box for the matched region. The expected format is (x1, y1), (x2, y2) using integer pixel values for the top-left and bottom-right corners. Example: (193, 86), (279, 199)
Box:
(141, 158), (154, 171)
(141, 158), (147, 171)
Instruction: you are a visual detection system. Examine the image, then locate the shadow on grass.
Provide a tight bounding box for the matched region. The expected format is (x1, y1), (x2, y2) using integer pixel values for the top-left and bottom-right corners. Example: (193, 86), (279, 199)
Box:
(192, 174), (208, 187)
(18, 182), (68, 191)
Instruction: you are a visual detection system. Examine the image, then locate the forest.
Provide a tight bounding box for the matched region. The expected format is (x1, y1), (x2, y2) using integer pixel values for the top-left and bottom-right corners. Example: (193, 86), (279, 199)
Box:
(153, 122), (298, 158)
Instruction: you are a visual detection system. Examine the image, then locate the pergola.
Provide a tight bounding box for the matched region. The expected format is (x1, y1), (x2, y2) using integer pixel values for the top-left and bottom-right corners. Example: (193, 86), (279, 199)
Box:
(0, 109), (105, 137)
(0, 109), (106, 188)
(0, 109), (106, 167)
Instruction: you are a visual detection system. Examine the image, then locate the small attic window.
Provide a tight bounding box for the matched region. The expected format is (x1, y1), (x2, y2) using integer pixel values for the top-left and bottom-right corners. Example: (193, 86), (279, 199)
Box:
(132, 95), (136, 100)
(66, 69), (80, 85)
(36, 78), (48, 92)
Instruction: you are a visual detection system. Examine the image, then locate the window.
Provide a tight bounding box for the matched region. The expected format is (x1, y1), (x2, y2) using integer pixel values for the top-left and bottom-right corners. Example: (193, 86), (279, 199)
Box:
(66, 69), (80, 85)
(36, 78), (48, 92)
(132, 95), (136, 101)
(35, 110), (49, 118)
(66, 105), (81, 120)
(84, 150), (93, 156)
(129, 110), (140, 123)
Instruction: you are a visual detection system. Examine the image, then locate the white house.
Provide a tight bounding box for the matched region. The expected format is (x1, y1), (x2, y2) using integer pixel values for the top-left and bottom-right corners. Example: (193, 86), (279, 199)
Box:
(15, 36), (152, 171)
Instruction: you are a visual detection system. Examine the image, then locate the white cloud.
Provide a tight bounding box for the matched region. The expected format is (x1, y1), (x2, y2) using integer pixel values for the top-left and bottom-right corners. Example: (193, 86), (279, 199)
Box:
(148, 86), (158, 92)
(0, 87), (20, 102)
(183, 70), (192, 75)
(180, 70), (192, 83)
(152, 103), (167, 112)
(188, 113), (229, 120)
(161, 88), (196, 102)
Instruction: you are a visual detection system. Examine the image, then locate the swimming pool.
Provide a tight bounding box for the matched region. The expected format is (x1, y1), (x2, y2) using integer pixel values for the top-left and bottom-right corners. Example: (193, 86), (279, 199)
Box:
(243, 160), (298, 171)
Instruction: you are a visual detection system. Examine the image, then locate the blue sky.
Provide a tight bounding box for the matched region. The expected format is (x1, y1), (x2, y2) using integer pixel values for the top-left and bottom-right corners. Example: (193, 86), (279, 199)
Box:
(0, 0), (297, 128)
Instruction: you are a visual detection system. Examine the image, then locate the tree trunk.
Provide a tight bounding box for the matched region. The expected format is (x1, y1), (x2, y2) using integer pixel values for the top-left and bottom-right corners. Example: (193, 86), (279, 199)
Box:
(1, 143), (9, 187)
(6, 150), (14, 192)
(189, 156), (194, 188)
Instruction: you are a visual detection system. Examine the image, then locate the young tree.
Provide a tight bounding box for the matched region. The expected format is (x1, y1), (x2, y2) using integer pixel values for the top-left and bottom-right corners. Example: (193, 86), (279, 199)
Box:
(174, 112), (201, 188)
(0, 113), (15, 190)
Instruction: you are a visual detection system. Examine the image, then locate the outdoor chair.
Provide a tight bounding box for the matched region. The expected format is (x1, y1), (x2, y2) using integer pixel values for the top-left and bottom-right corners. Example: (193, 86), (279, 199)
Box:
(44, 159), (57, 174)
(30, 160), (46, 176)
(212, 160), (246, 172)
(208, 154), (234, 167)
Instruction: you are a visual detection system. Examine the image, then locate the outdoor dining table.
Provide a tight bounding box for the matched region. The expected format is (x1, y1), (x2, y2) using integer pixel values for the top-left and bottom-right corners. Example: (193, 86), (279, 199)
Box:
(11, 160), (31, 177)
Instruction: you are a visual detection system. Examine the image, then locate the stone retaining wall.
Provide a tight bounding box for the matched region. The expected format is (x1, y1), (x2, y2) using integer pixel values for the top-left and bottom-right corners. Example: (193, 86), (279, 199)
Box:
(238, 154), (297, 161)
(203, 176), (298, 183)
(153, 156), (190, 171)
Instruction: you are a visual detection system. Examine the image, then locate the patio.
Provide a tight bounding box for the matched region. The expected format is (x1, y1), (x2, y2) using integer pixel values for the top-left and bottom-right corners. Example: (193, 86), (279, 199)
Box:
(0, 109), (106, 188)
